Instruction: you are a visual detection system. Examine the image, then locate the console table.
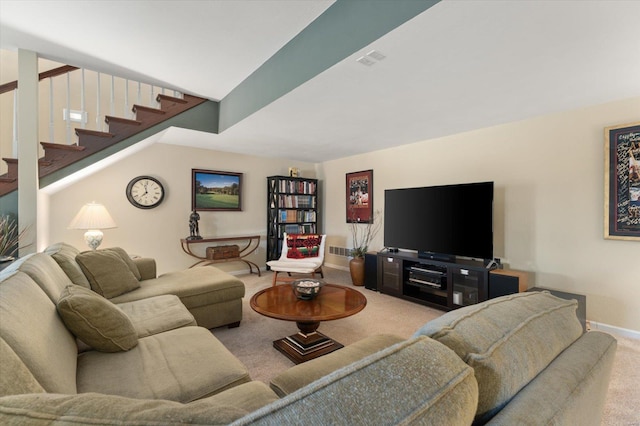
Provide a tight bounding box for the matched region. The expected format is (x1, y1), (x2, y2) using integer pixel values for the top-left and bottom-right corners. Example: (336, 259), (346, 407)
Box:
(180, 235), (261, 276)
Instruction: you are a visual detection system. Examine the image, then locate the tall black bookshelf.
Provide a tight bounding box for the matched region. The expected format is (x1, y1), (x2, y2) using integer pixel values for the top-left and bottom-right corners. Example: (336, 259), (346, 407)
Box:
(267, 175), (319, 262)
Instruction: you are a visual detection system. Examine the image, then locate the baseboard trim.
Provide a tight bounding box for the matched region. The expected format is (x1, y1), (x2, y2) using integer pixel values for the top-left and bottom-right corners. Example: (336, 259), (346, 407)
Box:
(589, 321), (640, 340)
(324, 261), (349, 272)
(226, 266), (266, 276)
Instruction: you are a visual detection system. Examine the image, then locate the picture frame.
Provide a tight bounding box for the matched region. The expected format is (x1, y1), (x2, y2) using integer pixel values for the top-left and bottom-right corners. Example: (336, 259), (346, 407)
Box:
(346, 169), (373, 223)
(604, 121), (640, 240)
(192, 169), (243, 211)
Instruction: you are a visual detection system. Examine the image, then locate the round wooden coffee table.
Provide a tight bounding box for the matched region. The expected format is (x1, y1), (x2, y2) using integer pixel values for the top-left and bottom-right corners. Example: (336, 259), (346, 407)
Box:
(250, 283), (367, 364)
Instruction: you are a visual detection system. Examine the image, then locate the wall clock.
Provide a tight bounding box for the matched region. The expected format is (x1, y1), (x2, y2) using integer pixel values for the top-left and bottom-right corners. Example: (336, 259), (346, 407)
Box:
(126, 176), (165, 209)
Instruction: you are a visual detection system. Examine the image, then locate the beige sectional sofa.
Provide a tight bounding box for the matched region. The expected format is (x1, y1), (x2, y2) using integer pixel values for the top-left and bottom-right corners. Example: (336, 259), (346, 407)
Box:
(44, 242), (245, 329)
(0, 248), (617, 425)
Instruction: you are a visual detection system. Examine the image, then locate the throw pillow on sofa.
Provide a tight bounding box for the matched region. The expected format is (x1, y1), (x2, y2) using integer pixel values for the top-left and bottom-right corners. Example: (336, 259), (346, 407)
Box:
(44, 242), (92, 288)
(76, 250), (140, 298)
(56, 285), (138, 352)
(105, 247), (142, 281)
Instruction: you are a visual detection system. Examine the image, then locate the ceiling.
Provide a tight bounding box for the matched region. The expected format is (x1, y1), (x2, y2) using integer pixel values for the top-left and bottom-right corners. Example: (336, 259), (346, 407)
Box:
(1, 0), (639, 163)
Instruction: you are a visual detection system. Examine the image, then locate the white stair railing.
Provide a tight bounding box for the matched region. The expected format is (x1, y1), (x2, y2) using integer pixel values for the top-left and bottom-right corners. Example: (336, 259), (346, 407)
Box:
(1, 63), (184, 175)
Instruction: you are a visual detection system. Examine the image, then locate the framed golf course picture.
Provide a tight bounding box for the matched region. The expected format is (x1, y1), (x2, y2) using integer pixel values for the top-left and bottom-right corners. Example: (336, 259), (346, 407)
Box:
(192, 169), (243, 211)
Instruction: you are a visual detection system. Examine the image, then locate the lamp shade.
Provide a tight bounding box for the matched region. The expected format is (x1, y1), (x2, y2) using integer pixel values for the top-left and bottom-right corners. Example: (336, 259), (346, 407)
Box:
(68, 203), (117, 230)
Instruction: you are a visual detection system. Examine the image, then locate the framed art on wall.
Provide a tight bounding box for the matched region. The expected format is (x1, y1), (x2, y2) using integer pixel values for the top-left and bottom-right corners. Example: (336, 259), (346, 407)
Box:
(604, 121), (640, 240)
(346, 169), (373, 223)
(192, 169), (243, 211)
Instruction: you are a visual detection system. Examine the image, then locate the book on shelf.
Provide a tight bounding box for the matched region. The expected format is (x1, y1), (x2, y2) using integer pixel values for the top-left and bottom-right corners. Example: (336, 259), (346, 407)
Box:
(278, 210), (317, 223)
(278, 195), (315, 208)
(277, 179), (317, 195)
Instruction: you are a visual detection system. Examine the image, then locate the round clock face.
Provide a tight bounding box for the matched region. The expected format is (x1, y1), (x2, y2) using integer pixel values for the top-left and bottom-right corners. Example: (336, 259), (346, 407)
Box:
(126, 176), (165, 209)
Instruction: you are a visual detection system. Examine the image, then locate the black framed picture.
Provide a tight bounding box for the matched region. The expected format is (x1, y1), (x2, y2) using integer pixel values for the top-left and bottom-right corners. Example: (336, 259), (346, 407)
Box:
(346, 169), (373, 223)
(192, 169), (242, 211)
(604, 122), (640, 240)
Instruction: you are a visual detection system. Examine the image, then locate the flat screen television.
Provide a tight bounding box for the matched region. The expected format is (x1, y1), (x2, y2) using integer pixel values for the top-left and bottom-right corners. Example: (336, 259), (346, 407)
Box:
(384, 181), (494, 261)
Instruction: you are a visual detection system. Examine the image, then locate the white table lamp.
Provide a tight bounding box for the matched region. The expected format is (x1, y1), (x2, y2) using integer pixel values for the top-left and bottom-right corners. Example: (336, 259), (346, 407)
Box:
(68, 203), (117, 250)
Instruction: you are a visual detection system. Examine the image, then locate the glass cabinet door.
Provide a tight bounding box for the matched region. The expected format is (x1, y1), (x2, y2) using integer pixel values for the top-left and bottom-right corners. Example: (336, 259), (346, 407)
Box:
(451, 267), (486, 307)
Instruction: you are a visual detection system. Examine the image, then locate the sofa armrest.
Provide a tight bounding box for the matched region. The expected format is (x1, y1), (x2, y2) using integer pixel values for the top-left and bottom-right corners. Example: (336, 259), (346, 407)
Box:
(270, 334), (404, 397)
(133, 258), (156, 280)
(0, 382), (278, 425)
(236, 336), (478, 426)
(486, 331), (617, 426)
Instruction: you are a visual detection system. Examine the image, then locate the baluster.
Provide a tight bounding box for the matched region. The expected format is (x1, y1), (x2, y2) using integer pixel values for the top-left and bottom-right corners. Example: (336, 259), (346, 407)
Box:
(149, 84), (154, 106)
(81, 68), (86, 130)
(124, 79), (129, 119)
(137, 81), (141, 106)
(66, 72), (71, 144)
(12, 89), (18, 156)
(49, 78), (54, 142)
(110, 75), (115, 117)
(96, 72), (101, 131)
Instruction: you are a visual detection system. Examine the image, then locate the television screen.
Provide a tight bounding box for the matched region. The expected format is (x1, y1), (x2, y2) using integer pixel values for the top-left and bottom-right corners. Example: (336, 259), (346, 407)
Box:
(384, 182), (494, 260)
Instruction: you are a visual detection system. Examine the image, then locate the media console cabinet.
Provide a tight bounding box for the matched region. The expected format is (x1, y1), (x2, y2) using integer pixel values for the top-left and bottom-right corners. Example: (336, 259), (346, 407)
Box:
(373, 251), (527, 311)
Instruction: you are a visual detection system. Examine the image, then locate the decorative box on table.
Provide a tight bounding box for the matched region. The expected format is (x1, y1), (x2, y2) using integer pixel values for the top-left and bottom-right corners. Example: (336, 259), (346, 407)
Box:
(206, 245), (240, 260)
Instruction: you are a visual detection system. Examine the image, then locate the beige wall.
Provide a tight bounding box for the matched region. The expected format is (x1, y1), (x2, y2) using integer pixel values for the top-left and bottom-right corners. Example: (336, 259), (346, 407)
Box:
(46, 142), (316, 274)
(42, 97), (640, 331)
(319, 97), (640, 331)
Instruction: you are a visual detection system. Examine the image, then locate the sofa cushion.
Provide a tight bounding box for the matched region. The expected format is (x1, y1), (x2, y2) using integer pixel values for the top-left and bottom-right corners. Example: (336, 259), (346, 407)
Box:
(44, 242), (91, 288)
(116, 295), (197, 338)
(57, 285), (138, 352)
(234, 336), (478, 426)
(0, 271), (78, 394)
(0, 382), (279, 425)
(5, 253), (75, 303)
(76, 250), (140, 298)
(109, 266), (245, 309)
(76, 326), (251, 402)
(414, 291), (584, 423)
(0, 338), (45, 397)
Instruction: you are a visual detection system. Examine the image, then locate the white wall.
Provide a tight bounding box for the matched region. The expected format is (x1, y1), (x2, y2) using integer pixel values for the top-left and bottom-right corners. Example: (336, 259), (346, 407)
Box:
(319, 97), (640, 331)
(47, 142), (316, 274)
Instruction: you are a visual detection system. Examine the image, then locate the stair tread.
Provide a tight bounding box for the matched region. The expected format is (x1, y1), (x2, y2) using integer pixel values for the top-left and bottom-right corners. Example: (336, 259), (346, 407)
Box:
(2, 158), (52, 165)
(75, 129), (114, 138)
(105, 116), (142, 125)
(41, 142), (86, 151)
(157, 94), (187, 104)
(132, 104), (166, 114)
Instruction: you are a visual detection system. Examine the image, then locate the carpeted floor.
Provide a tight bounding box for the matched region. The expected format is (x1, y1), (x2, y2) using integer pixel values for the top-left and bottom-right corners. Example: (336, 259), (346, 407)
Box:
(212, 267), (639, 425)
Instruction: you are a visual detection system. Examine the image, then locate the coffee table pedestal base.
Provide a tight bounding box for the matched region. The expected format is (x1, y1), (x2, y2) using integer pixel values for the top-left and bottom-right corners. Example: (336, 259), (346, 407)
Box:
(274, 331), (344, 364)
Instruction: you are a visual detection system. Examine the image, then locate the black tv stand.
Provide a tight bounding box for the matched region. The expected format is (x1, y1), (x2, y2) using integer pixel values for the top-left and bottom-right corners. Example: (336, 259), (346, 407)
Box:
(377, 251), (490, 311)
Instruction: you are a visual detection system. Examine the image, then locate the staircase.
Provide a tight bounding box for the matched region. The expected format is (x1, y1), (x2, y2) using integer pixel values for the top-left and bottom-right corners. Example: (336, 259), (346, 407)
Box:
(0, 93), (207, 196)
